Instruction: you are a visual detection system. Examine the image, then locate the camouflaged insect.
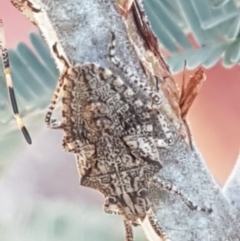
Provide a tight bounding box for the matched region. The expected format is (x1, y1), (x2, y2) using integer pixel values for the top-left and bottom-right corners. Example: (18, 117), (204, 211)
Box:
(9, 1), (212, 240)
(44, 32), (212, 241)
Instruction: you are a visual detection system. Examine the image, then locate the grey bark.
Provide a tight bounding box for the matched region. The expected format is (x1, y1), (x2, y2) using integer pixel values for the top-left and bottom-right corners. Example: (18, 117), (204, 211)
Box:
(34, 0), (240, 240)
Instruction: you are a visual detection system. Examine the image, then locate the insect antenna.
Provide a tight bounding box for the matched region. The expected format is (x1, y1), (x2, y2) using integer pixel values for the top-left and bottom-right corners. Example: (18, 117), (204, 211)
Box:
(45, 42), (70, 129)
(0, 19), (32, 144)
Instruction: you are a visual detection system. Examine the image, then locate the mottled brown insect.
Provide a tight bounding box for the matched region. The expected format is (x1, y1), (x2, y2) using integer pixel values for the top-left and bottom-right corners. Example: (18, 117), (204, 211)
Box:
(9, 1), (212, 240)
(44, 32), (212, 241)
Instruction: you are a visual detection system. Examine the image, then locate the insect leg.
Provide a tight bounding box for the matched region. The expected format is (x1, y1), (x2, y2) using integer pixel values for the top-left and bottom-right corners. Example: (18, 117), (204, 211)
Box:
(151, 177), (212, 213)
(108, 32), (129, 73)
(108, 32), (146, 90)
(124, 219), (134, 241)
(147, 209), (171, 241)
(0, 19), (32, 144)
(45, 43), (69, 129)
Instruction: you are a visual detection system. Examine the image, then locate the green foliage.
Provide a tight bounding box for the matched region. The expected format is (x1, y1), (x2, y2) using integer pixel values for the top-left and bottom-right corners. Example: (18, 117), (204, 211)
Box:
(143, 0), (240, 72)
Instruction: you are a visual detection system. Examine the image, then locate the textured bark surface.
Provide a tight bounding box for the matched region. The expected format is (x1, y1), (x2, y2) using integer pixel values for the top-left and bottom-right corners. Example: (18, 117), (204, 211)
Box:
(15, 0), (240, 240)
